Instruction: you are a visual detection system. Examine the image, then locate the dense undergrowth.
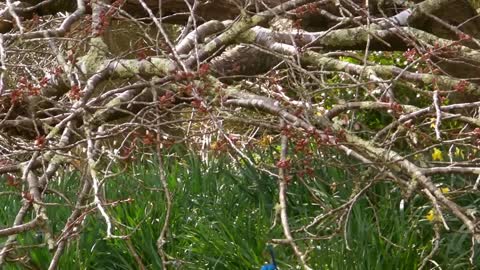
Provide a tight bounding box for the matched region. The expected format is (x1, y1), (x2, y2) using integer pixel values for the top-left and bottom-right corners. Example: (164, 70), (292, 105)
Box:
(1, 146), (477, 269)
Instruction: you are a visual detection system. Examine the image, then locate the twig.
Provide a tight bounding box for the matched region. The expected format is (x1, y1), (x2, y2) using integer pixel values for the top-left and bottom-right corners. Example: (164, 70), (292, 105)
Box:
(433, 90), (442, 141)
(48, 169), (92, 270)
(84, 123), (124, 239)
(277, 119), (313, 270)
(154, 89), (173, 269)
(418, 223), (441, 270)
(0, 203), (31, 265)
(5, 0), (24, 33)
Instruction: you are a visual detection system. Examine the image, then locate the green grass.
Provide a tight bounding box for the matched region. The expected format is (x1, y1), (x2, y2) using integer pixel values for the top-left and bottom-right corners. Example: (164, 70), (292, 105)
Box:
(1, 147), (478, 269)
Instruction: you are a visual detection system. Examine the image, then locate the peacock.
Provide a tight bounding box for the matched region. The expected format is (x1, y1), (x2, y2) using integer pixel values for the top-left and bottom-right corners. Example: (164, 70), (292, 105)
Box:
(260, 245), (277, 270)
